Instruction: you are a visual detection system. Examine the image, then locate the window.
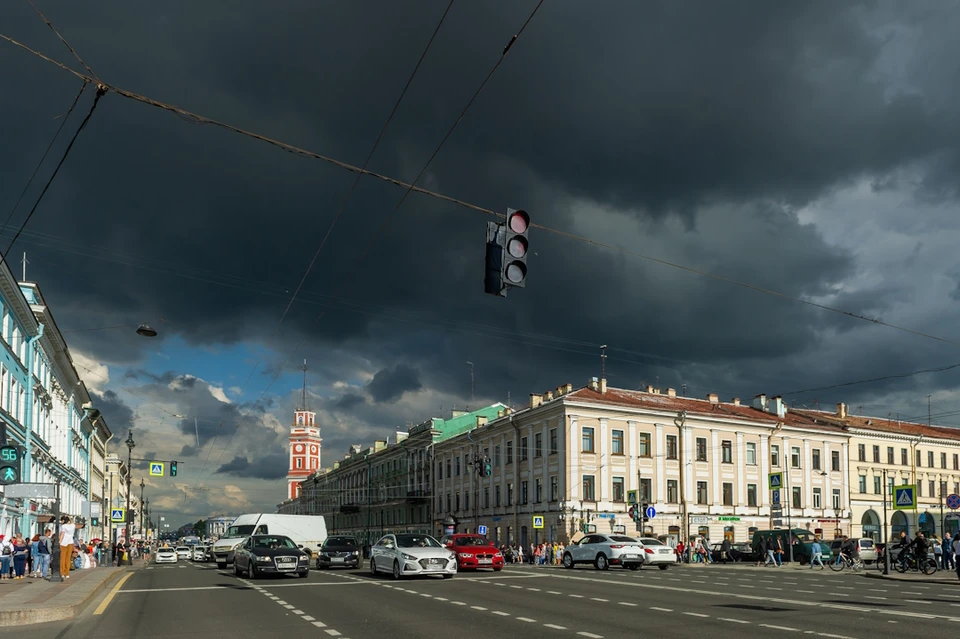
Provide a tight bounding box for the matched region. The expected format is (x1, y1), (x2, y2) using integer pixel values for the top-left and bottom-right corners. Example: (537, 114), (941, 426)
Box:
(534, 478), (542, 503)
(942, 452), (948, 469)
(721, 440), (732, 463)
(638, 432), (651, 457)
(812, 487), (822, 508)
(916, 450), (922, 467)
(929, 480), (936, 498)
(296, 458), (302, 469)
(746, 442), (757, 465)
(832, 489), (841, 510)
(581, 427), (595, 453)
(494, 445), (501, 467)
(520, 481), (528, 504)
(792, 486), (801, 508)
(667, 480), (678, 503)
(506, 441), (513, 464)
(955, 454), (959, 471)
(696, 481), (708, 504)
(483, 487), (489, 508)
(888, 447), (894, 464)
(639, 478), (652, 502)
(888, 477), (895, 495)
(831, 450), (841, 472)
(582, 475), (596, 501)
(812, 449), (821, 470)
(520, 437), (528, 461)
(747, 483), (757, 507)
(507, 483), (514, 506)
(455, 493), (460, 511)
(534, 433), (542, 458)
(612, 477), (625, 502)
(495, 486), (501, 507)
(870, 445), (879, 463)
(456, 457), (461, 476)
(928, 451), (934, 468)
(612, 429), (624, 455)
(918, 482), (923, 497)
(447, 459), (452, 477)
(771, 445), (780, 467)
(791, 446), (801, 468)
(857, 444), (865, 461)
(858, 475), (866, 493)
(447, 494), (451, 511)
(722, 482), (733, 506)
(901, 448), (908, 465)
(666, 435), (678, 460)
(550, 428), (558, 454)
(550, 476), (558, 501)
(696, 437), (708, 462)
(873, 476), (881, 494)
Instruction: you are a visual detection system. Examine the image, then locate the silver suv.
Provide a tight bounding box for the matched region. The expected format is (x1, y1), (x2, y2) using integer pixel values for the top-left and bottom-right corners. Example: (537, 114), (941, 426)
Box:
(562, 534), (645, 570)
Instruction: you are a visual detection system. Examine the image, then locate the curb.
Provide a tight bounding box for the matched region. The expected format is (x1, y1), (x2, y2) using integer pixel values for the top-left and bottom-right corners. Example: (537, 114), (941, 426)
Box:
(0, 568), (128, 627)
(863, 570), (960, 585)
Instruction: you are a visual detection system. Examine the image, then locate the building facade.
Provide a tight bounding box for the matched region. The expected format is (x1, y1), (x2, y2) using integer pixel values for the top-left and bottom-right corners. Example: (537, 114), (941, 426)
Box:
(287, 407), (322, 501)
(206, 515), (234, 539)
(432, 380), (852, 548)
(103, 453), (129, 543)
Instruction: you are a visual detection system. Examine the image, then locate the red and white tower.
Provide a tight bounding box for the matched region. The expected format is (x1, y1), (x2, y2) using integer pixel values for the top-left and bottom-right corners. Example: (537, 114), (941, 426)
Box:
(287, 360), (322, 501)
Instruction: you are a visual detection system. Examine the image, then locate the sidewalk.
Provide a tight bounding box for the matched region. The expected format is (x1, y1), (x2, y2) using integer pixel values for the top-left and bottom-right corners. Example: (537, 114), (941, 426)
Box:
(864, 569), (960, 585)
(0, 565), (134, 627)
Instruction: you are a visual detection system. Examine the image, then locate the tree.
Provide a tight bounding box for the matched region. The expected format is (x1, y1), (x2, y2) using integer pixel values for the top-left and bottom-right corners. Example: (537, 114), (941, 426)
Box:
(193, 519), (206, 537)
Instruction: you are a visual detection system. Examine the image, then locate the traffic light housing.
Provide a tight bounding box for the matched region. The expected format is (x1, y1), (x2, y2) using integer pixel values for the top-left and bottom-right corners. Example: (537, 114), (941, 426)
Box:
(91, 517), (99, 527)
(483, 458), (492, 477)
(171, 460), (178, 477)
(0, 445), (22, 485)
(485, 222), (506, 296)
(501, 209), (529, 288)
(640, 502), (649, 523)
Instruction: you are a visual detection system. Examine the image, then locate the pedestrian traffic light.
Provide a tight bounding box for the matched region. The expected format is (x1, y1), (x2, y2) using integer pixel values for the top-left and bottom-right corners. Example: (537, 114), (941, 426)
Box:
(170, 460), (178, 477)
(91, 517), (99, 527)
(501, 209), (529, 288)
(483, 458), (492, 477)
(0, 445), (21, 485)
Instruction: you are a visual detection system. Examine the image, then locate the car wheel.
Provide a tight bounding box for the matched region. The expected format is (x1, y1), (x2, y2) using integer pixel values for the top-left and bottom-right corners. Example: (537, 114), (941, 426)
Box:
(628, 564), (639, 571)
(595, 554), (609, 571)
(248, 563), (256, 580)
(217, 561), (226, 570)
(442, 574), (453, 579)
(392, 560), (402, 580)
(658, 564), (669, 570)
(370, 559), (377, 577)
(233, 561), (240, 576)
(563, 553), (574, 569)
(493, 567), (502, 572)
(298, 569), (309, 578)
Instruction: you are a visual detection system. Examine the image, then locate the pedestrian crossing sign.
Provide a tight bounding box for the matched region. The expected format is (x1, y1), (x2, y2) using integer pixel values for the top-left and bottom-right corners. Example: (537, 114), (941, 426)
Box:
(111, 508), (126, 523)
(150, 462), (165, 476)
(893, 485), (916, 511)
(532, 515), (544, 529)
(768, 472), (783, 490)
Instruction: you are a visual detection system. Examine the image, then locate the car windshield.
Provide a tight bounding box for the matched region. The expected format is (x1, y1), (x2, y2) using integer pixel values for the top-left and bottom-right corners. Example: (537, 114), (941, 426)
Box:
(791, 531), (815, 542)
(324, 537), (357, 547)
(158, 548), (175, 553)
(176, 547), (189, 551)
(226, 525), (255, 537)
(453, 537), (489, 546)
(609, 536), (639, 543)
(396, 534), (441, 548)
(253, 536), (297, 550)
(859, 540), (875, 548)
(640, 539), (665, 546)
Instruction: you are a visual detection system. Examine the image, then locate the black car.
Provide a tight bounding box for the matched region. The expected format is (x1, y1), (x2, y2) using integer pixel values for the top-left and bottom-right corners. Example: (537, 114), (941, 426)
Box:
(233, 535), (310, 579)
(316, 535), (361, 569)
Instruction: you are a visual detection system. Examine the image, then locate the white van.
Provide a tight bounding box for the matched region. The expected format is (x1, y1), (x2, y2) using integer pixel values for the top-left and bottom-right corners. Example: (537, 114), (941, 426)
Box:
(211, 514), (327, 569)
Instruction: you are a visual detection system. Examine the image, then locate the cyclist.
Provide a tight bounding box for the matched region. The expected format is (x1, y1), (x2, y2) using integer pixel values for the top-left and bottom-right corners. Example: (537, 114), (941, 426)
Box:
(904, 531), (927, 570)
(840, 536), (858, 562)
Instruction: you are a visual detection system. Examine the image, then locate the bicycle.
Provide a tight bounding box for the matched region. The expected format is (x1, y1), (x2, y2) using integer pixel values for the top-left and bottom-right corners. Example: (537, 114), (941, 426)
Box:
(895, 553), (937, 575)
(829, 551), (863, 572)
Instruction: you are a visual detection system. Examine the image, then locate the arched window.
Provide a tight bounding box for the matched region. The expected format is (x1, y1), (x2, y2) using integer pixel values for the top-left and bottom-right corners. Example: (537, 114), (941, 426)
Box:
(891, 510), (909, 538)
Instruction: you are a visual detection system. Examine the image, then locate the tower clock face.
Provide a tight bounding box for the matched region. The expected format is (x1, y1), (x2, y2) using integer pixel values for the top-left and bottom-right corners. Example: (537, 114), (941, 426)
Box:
(295, 444), (304, 452)
(311, 446), (317, 454)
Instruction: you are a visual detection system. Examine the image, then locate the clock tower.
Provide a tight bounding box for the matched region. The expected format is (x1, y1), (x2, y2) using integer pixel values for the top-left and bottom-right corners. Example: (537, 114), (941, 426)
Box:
(287, 360), (321, 501)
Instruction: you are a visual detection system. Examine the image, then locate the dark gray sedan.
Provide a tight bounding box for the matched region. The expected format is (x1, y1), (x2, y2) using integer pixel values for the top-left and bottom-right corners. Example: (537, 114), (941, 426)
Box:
(233, 535), (310, 579)
(316, 535), (361, 570)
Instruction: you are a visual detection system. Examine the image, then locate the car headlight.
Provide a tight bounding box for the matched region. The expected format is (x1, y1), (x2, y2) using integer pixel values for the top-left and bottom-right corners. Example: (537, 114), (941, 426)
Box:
(459, 553), (473, 559)
(494, 552), (503, 558)
(299, 555), (309, 562)
(232, 542), (244, 550)
(401, 552), (417, 561)
(351, 550), (359, 555)
(256, 555), (272, 563)
(448, 553), (457, 561)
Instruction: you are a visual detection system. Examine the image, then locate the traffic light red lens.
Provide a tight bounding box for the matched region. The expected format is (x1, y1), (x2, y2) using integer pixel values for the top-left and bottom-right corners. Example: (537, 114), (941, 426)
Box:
(508, 211), (529, 233)
(506, 236), (527, 258)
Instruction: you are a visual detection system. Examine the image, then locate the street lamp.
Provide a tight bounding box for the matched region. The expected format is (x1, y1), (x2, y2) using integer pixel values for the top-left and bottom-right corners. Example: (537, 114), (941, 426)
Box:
(139, 478), (145, 536)
(124, 429), (135, 565)
(136, 324), (158, 337)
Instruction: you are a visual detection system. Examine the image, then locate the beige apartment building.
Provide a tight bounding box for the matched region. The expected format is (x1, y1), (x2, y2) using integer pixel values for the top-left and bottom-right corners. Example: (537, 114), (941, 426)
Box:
(433, 379), (852, 549)
(795, 404), (960, 542)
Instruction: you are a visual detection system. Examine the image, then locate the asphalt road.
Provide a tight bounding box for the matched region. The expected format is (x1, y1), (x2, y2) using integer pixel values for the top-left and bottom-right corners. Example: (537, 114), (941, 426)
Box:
(6, 560), (960, 639)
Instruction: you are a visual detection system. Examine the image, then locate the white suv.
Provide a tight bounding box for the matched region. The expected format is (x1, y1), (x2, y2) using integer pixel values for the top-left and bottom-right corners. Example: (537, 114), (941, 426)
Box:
(562, 534), (645, 570)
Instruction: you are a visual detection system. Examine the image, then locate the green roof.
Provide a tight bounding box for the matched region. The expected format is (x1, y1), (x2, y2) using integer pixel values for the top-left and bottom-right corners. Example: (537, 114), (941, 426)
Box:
(408, 403), (508, 441)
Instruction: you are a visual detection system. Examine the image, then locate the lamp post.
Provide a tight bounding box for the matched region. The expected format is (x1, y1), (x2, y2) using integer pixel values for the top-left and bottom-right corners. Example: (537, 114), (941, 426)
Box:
(47, 479), (63, 582)
(882, 468), (890, 575)
(124, 430), (135, 565)
(139, 478), (145, 536)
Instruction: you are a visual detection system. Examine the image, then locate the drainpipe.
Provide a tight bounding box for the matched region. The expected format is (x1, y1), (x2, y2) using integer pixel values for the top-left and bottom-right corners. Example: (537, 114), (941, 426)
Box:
(21, 323), (44, 534)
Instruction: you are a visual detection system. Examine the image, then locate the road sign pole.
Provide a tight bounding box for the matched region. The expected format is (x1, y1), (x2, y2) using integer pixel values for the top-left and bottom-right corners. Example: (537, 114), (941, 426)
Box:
(882, 469), (890, 575)
(48, 479), (62, 582)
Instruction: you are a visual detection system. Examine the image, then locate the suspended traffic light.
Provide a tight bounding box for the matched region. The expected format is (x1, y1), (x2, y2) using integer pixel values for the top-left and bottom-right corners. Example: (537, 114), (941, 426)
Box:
(484, 458), (493, 477)
(171, 460), (178, 477)
(501, 209), (529, 288)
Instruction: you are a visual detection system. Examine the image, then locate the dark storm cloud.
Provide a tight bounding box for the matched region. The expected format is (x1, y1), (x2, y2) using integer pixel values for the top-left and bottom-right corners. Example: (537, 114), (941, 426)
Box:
(91, 389), (134, 439)
(215, 453), (288, 480)
(366, 364), (423, 403)
(3, 0), (960, 454)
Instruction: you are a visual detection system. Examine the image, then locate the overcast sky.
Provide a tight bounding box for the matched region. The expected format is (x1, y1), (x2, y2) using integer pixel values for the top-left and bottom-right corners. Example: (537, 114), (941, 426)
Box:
(3, 0), (960, 526)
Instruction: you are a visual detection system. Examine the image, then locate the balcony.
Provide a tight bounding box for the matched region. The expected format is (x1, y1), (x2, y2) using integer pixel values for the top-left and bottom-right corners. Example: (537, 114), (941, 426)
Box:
(406, 490), (430, 502)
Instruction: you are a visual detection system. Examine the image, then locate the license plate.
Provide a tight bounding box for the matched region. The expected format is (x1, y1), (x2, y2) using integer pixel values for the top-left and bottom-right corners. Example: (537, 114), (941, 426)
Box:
(332, 557), (344, 563)
(425, 565), (440, 571)
(623, 554), (638, 559)
(659, 549), (671, 553)
(478, 558), (492, 564)
(279, 560), (295, 565)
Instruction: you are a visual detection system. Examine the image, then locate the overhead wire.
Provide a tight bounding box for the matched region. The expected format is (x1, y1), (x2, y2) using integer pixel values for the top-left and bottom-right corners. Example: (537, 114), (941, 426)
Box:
(26, 0), (100, 82)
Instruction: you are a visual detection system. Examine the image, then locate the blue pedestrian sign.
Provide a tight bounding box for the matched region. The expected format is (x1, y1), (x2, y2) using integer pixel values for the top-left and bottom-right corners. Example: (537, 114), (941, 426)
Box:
(477, 525), (488, 536)
(149, 462), (165, 476)
(893, 485), (916, 511)
(768, 472), (783, 490)
(532, 515), (544, 529)
(644, 506), (656, 519)
(947, 494), (960, 510)
(111, 508), (126, 523)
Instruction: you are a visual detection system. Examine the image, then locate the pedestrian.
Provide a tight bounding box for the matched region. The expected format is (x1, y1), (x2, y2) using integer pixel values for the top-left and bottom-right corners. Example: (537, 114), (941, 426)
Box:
(953, 536), (960, 582)
(809, 535), (824, 569)
(12, 533), (28, 579)
(59, 515), (76, 578)
(37, 529), (51, 579)
(944, 533), (954, 571)
(720, 537), (732, 564)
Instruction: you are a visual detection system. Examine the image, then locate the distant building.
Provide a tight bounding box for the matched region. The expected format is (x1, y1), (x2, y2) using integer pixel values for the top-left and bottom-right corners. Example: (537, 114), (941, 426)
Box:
(206, 515), (234, 539)
(286, 362), (321, 502)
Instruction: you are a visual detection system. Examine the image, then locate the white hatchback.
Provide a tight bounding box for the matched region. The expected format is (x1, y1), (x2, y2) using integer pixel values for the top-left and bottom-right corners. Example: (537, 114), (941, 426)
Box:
(637, 537), (676, 569)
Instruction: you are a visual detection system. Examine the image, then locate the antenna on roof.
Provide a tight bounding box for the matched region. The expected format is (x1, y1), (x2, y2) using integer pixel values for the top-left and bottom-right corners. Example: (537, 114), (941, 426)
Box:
(297, 360), (308, 411)
(681, 383), (687, 397)
(600, 344), (607, 381)
(928, 394), (932, 427)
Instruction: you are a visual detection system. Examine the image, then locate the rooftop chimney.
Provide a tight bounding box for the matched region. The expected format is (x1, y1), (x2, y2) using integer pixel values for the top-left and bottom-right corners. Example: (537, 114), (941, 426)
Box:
(645, 385), (654, 393)
(836, 402), (847, 419)
(565, 383), (573, 393)
(707, 393), (719, 404)
(732, 397), (740, 406)
(497, 409), (504, 418)
(666, 388), (676, 397)
(555, 386), (564, 396)
(545, 390), (554, 401)
(588, 377), (600, 391)
(772, 395), (786, 418)
(476, 415), (488, 427)
(599, 378), (607, 394)
(753, 394), (768, 412)
(530, 393), (543, 409)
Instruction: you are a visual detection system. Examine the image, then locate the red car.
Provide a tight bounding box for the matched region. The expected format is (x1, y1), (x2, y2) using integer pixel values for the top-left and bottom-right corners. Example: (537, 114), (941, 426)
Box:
(440, 534), (505, 571)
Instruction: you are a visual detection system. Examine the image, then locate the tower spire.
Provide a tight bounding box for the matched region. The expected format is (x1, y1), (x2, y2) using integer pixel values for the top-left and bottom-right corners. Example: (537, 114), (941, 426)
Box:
(299, 359), (308, 411)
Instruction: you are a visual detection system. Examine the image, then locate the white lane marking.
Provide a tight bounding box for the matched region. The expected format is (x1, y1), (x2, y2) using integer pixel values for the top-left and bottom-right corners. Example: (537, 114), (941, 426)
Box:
(578, 633), (603, 639)
(570, 594), (584, 598)
(256, 582), (369, 589)
(866, 596), (887, 600)
(544, 624), (567, 630)
(905, 599), (931, 605)
(618, 602), (637, 606)
(528, 587), (541, 592)
(451, 601), (466, 606)
(741, 585), (755, 588)
(683, 612), (709, 618)
(869, 588), (887, 592)
(510, 585), (523, 589)
(435, 597), (448, 602)
(492, 611), (510, 616)
(719, 618), (750, 624)
(760, 624), (799, 632)
(118, 586), (243, 593)
(548, 591), (562, 594)
(692, 580), (706, 584)
(312, 621), (327, 628)
(283, 604), (296, 609)
(275, 600), (288, 605)
(797, 590), (814, 593)
(292, 609), (304, 615)
(517, 617), (537, 623)
(270, 596), (279, 601)
(768, 587), (783, 591)
(836, 586), (854, 590)
(590, 597), (609, 602)
(650, 607), (673, 612)
(302, 616), (315, 621)
(324, 630), (341, 637)
(471, 606), (488, 611)
(420, 594), (432, 598)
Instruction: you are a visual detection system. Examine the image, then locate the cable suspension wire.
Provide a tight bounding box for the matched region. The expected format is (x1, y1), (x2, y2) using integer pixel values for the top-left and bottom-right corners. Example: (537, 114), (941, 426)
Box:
(26, 0), (100, 82)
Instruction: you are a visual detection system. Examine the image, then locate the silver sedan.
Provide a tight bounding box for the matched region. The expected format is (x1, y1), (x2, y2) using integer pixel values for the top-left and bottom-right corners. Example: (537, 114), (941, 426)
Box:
(369, 533), (457, 580)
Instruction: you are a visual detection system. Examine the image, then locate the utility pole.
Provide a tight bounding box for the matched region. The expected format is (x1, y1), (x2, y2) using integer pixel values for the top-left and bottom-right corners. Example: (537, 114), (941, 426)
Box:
(124, 430), (135, 565)
(467, 362), (475, 406)
(674, 410), (690, 562)
(882, 468), (890, 575)
(785, 469), (794, 563)
(139, 478), (145, 535)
